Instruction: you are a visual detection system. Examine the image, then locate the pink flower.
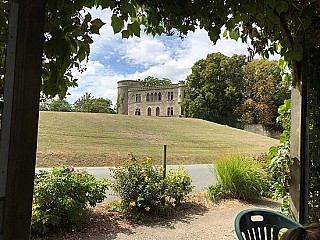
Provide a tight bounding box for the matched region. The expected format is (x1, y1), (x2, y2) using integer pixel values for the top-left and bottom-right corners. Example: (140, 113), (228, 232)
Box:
(69, 166), (75, 172)
(76, 171), (82, 176)
(256, 154), (262, 159)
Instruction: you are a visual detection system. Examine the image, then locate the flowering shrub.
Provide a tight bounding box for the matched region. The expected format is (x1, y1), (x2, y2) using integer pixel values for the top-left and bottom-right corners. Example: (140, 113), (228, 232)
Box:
(111, 156), (193, 217)
(166, 167), (193, 204)
(111, 156), (165, 216)
(32, 166), (108, 234)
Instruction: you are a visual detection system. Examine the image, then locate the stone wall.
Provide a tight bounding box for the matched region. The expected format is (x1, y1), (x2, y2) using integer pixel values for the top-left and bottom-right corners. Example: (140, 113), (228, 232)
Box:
(244, 124), (280, 139)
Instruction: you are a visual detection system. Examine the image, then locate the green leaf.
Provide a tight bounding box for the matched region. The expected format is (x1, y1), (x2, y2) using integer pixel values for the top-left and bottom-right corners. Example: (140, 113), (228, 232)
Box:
(122, 30), (130, 38)
(78, 46), (86, 62)
(223, 29), (228, 38)
(209, 26), (220, 42)
(256, 13), (265, 25)
(276, 1), (289, 14)
(131, 21), (141, 37)
(267, 0), (277, 9)
(90, 25), (100, 34)
(122, 3), (135, 15)
(269, 146), (279, 157)
(111, 15), (124, 34)
(83, 35), (94, 44)
(91, 18), (105, 28)
(85, 13), (92, 22)
(229, 28), (239, 40)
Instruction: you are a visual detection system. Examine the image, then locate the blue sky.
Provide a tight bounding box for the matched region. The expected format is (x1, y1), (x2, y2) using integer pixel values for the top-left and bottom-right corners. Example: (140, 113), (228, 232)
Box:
(66, 7), (261, 105)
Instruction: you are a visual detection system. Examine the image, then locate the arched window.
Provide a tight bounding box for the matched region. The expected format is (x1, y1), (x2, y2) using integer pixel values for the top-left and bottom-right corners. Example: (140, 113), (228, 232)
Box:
(156, 107), (160, 116)
(146, 93), (150, 101)
(158, 92), (162, 100)
(147, 107), (152, 116)
(151, 93), (154, 101)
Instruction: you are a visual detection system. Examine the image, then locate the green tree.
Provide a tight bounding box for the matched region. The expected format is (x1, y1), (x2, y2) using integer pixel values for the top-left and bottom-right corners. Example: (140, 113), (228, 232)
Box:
(73, 92), (114, 113)
(183, 52), (246, 127)
(41, 1), (105, 98)
(141, 76), (172, 87)
(236, 59), (291, 129)
(0, 0), (105, 99)
(73, 92), (94, 112)
(1, 0), (318, 99)
(48, 99), (71, 112)
(91, 97), (115, 113)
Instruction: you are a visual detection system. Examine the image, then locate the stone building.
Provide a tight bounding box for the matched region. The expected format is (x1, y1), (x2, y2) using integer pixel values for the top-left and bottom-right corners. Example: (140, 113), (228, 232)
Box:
(117, 80), (186, 117)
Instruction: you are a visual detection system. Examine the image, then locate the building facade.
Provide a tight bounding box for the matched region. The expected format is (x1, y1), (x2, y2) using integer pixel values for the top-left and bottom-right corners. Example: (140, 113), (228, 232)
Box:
(117, 80), (185, 117)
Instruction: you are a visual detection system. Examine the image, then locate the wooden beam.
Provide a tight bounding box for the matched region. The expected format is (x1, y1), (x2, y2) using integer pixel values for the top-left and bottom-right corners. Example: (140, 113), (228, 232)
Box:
(289, 58), (309, 224)
(2, 0), (45, 239)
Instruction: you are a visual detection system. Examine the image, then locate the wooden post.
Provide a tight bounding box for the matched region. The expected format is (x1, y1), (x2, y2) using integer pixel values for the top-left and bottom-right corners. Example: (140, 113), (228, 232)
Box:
(289, 58), (309, 224)
(1, 0), (46, 239)
(162, 145), (167, 178)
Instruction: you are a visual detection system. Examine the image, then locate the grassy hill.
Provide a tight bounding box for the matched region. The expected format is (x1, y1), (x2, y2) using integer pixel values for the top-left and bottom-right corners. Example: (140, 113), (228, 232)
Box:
(36, 112), (279, 167)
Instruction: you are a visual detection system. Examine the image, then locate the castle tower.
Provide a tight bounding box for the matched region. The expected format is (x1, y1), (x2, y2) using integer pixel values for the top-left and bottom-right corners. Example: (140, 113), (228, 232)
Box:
(117, 80), (143, 114)
(177, 80), (186, 103)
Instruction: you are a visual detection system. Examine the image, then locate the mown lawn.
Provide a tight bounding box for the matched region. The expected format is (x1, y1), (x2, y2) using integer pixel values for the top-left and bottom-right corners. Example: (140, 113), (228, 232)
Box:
(36, 112), (279, 167)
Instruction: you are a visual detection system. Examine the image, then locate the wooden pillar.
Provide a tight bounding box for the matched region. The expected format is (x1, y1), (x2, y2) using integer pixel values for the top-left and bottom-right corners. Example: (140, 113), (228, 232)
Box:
(289, 58), (309, 224)
(1, 0), (45, 239)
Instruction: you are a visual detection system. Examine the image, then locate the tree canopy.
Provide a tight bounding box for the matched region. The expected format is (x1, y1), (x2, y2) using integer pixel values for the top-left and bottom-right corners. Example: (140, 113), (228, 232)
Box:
(236, 59), (291, 129)
(140, 76), (172, 87)
(107, 0), (320, 62)
(73, 92), (115, 113)
(47, 99), (72, 112)
(183, 52), (246, 127)
(2, 0), (318, 99)
(0, 0), (105, 99)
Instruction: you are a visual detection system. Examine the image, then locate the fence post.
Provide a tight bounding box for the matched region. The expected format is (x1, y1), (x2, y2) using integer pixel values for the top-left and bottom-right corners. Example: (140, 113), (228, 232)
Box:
(162, 145), (167, 178)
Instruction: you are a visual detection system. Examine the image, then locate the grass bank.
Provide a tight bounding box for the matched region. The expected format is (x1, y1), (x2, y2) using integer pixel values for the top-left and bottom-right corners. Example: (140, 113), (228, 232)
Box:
(36, 112), (279, 167)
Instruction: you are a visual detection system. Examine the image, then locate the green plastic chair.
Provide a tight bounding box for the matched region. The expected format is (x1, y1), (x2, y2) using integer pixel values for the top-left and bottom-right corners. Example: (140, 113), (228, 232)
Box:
(235, 208), (302, 240)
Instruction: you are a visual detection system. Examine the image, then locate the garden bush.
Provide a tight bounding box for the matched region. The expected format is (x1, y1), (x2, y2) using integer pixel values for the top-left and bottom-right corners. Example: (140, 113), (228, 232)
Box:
(110, 156), (193, 217)
(166, 167), (193, 204)
(32, 166), (108, 234)
(207, 155), (269, 201)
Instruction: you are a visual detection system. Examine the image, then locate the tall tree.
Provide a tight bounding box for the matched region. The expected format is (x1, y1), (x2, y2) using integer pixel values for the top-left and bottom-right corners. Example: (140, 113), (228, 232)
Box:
(236, 59), (291, 129)
(183, 52), (246, 127)
(73, 92), (94, 112)
(91, 97), (115, 113)
(73, 92), (114, 113)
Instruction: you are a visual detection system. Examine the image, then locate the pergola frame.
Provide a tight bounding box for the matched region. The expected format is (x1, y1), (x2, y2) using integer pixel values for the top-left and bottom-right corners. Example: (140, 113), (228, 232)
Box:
(0, 0), (310, 239)
(0, 0), (45, 239)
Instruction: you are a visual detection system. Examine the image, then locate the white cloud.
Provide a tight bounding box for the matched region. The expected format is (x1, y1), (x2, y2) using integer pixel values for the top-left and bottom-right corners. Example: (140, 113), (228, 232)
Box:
(68, 8), (273, 107)
(128, 59), (194, 81)
(68, 60), (124, 105)
(119, 36), (171, 66)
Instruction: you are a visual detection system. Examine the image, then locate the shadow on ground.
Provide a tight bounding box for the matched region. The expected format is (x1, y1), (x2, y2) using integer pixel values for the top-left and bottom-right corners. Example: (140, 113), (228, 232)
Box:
(32, 194), (282, 240)
(246, 197), (282, 209)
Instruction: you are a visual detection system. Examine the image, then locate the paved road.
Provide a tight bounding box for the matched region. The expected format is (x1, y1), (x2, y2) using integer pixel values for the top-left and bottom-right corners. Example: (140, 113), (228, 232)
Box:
(36, 164), (216, 201)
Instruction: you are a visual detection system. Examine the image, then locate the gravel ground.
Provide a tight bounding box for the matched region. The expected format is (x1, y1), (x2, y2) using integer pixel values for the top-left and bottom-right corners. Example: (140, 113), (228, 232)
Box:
(89, 193), (281, 240)
(33, 192), (281, 240)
